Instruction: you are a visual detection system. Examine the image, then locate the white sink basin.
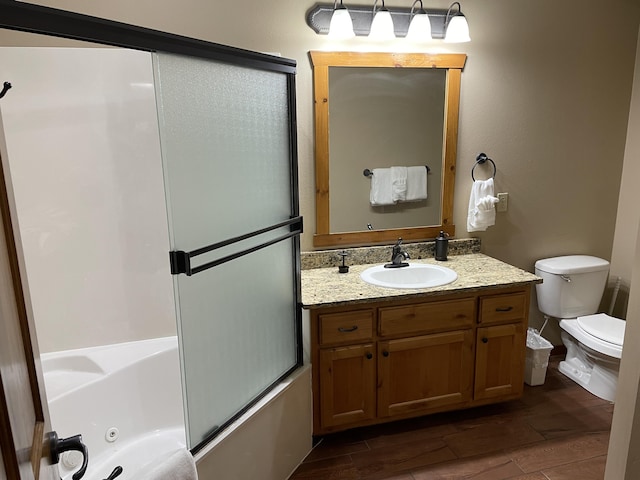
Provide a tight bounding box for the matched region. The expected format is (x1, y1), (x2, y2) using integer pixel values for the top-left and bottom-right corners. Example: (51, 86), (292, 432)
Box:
(360, 263), (457, 289)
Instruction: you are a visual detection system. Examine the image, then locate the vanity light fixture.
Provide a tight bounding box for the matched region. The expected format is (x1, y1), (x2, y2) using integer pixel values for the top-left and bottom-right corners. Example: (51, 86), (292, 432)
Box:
(406, 0), (432, 42)
(306, 1), (470, 41)
(443, 1), (470, 43)
(369, 0), (395, 40)
(328, 0), (355, 39)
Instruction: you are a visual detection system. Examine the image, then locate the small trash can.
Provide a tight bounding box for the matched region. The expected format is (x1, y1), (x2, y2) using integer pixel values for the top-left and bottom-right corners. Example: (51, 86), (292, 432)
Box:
(524, 328), (554, 386)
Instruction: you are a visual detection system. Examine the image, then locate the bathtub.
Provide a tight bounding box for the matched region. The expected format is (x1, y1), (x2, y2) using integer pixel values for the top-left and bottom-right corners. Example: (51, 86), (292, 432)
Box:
(41, 336), (186, 480)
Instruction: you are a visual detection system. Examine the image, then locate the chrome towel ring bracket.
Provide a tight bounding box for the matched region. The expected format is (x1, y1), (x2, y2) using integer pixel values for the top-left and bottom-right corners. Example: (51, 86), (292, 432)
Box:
(471, 152), (496, 181)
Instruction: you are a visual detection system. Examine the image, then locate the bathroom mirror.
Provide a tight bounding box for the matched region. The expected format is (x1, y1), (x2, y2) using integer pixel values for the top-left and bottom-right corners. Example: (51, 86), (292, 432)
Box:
(310, 51), (466, 248)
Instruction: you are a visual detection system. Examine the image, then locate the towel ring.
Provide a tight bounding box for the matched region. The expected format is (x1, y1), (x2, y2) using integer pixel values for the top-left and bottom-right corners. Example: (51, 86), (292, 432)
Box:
(471, 153), (496, 181)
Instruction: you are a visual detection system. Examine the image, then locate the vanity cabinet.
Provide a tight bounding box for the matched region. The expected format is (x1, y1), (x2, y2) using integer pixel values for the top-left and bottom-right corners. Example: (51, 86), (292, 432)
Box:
(474, 292), (527, 400)
(310, 287), (531, 435)
(318, 343), (376, 427)
(376, 297), (475, 418)
(377, 330), (474, 418)
(316, 309), (376, 428)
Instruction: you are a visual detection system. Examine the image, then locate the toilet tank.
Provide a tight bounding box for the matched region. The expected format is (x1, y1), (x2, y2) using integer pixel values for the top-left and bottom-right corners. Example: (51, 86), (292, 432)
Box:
(535, 255), (610, 319)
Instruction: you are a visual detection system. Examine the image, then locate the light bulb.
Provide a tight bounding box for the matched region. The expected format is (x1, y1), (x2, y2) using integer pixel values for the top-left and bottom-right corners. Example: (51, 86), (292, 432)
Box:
(444, 15), (470, 43)
(406, 12), (432, 42)
(369, 9), (395, 41)
(328, 7), (355, 39)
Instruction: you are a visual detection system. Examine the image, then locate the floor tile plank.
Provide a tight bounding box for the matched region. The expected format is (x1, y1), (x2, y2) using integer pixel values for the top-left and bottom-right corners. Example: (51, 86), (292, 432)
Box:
(443, 418), (545, 458)
(411, 453), (525, 479)
(542, 454), (607, 480)
(509, 431), (610, 473)
(288, 454), (360, 480)
(350, 438), (456, 479)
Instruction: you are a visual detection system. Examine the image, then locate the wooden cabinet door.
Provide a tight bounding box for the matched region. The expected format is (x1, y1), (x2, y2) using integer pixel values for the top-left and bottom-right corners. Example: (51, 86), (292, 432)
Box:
(377, 330), (474, 418)
(475, 323), (526, 400)
(318, 344), (376, 428)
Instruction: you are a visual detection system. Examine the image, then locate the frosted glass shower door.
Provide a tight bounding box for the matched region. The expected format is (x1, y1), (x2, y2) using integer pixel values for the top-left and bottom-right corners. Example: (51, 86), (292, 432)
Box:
(153, 51), (301, 450)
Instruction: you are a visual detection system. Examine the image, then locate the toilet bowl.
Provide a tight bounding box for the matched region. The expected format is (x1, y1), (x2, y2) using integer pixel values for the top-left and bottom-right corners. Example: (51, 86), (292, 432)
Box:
(558, 313), (624, 402)
(535, 255), (625, 402)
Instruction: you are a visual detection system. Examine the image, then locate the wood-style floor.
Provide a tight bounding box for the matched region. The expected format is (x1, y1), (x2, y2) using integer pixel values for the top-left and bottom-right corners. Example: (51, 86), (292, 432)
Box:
(289, 355), (614, 480)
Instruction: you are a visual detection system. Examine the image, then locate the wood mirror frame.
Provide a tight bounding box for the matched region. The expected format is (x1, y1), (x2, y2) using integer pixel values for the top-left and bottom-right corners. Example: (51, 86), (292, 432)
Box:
(310, 51), (467, 248)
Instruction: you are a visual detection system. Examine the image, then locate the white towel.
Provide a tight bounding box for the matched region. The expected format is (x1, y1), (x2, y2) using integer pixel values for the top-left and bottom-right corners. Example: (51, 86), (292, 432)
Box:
(370, 168), (395, 206)
(138, 448), (198, 480)
(391, 166), (408, 202)
(467, 178), (499, 232)
(405, 166), (427, 202)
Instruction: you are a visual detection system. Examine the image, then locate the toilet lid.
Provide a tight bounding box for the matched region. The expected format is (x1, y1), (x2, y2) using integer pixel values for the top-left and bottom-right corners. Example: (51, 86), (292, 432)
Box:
(577, 313), (625, 346)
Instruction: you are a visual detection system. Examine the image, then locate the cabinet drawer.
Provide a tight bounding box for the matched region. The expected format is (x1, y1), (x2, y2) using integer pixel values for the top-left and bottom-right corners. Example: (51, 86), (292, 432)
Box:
(479, 292), (527, 324)
(319, 310), (374, 345)
(379, 298), (475, 337)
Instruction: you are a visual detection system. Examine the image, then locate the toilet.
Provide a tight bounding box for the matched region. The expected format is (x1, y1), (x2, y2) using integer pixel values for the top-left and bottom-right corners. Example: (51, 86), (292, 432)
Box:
(535, 255), (625, 402)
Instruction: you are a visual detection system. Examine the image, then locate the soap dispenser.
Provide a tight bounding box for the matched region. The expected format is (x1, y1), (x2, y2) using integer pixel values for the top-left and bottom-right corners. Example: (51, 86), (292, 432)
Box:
(435, 231), (449, 261)
(338, 251), (350, 273)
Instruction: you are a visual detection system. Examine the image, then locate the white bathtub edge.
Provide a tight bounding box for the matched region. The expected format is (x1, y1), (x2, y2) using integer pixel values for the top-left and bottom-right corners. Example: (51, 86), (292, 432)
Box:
(194, 364), (311, 461)
(194, 364), (312, 480)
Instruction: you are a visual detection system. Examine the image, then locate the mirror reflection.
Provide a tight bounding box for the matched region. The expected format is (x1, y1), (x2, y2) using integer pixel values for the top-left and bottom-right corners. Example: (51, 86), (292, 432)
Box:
(329, 67), (446, 233)
(310, 51), (467, 248)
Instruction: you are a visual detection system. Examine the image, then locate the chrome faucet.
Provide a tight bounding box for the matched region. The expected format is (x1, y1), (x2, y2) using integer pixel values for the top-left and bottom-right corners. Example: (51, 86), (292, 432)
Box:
(385, 238), (410, 268)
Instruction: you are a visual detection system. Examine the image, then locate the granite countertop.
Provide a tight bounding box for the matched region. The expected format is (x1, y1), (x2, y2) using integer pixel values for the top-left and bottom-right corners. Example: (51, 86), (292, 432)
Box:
(301, 253), (542, 308)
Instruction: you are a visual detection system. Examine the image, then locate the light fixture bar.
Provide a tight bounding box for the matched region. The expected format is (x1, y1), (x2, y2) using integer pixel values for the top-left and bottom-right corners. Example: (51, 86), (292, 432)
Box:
(306, 3), (449, 38)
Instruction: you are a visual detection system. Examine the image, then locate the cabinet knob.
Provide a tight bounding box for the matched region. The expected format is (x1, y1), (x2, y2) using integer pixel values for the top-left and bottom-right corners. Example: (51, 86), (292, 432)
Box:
(482, 337), (488, 343)
(365, 352), (373, 359)
(382, 351), (389, 357)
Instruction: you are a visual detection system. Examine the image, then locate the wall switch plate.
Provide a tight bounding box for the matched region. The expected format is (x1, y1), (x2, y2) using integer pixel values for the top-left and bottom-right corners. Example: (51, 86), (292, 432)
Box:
(497, 192), (508, 212)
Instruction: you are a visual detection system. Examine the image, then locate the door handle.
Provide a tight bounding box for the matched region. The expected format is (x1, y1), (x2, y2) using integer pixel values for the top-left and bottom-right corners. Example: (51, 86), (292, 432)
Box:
(48, 431), (89, 480)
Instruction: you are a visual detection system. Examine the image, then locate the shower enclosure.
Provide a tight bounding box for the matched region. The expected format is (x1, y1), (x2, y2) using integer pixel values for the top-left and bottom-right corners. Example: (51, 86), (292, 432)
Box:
(0, 2), (302, 477)
(154, 50), (303, 449)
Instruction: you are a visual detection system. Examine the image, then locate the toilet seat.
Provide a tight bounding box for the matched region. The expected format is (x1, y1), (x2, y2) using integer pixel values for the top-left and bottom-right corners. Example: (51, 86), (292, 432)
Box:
(559, 315), (624, 359)
(577, 313), (625, 346)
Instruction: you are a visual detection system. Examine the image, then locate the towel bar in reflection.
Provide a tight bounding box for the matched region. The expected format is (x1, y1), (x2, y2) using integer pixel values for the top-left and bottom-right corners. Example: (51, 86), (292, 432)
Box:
(363, 165), (430, 177)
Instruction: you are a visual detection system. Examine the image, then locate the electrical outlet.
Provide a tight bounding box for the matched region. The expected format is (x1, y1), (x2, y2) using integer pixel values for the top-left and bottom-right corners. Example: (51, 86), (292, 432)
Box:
(497, 192), (508, 212)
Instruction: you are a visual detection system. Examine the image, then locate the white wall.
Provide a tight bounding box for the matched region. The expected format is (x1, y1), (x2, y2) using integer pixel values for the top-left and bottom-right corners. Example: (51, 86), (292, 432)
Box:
(606, 25), (640, 480)
(605, 221), (640, 479)
(0, 47), (176, 352)
(611, 31), (640, 319)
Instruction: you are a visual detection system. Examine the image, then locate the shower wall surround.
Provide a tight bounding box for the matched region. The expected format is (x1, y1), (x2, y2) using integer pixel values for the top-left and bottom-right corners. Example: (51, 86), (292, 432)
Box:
(0, 47), (176, 353)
